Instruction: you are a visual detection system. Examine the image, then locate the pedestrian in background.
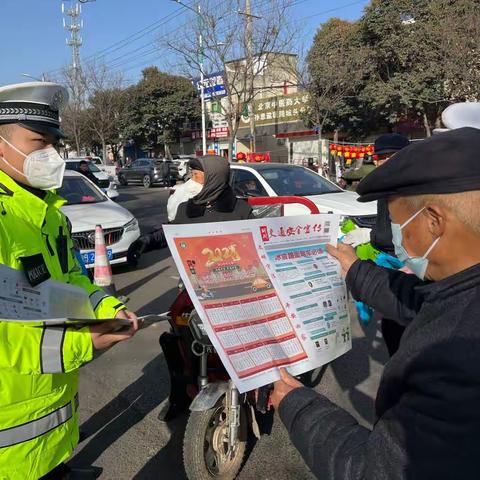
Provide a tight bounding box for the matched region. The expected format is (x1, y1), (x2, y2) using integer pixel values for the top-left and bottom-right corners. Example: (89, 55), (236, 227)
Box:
(344, 133), (410, 355)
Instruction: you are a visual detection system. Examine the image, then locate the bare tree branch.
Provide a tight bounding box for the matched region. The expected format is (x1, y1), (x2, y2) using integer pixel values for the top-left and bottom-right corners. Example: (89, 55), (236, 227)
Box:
(160, 0), (296, 159)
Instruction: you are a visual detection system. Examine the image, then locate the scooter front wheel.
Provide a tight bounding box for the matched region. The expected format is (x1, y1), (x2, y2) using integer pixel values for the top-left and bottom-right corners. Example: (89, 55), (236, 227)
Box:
(183, 396), (247, 480)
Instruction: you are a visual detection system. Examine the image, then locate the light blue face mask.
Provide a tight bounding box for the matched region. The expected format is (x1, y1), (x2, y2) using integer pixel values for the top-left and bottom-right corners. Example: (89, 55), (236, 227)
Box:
(391, 207), (440, 280)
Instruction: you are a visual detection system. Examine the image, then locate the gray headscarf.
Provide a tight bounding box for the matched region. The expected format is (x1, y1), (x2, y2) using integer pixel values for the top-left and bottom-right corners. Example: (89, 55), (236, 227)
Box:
(192, 155), (230, 205)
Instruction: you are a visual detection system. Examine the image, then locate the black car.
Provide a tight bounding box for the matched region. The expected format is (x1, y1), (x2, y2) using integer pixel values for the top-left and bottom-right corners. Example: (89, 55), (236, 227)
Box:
(118, 158), (178, 188)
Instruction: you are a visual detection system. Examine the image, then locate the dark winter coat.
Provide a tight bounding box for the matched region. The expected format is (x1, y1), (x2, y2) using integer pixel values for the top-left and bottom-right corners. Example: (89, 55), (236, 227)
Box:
(172, 186), (252, 224)
(279, 260), (480, 479)
(78, 169), (99, 186)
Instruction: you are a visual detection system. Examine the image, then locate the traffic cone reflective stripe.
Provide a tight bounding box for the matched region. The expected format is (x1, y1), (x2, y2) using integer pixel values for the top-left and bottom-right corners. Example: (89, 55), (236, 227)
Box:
(93, 225), (113, 288)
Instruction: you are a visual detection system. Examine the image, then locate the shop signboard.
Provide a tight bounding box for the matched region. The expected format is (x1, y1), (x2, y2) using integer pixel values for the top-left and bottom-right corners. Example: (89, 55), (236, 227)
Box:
(240, 92), (309, 127)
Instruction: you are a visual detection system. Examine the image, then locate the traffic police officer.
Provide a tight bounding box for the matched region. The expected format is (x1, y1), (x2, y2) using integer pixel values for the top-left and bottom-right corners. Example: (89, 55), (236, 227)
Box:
(0, 82), (139, 479)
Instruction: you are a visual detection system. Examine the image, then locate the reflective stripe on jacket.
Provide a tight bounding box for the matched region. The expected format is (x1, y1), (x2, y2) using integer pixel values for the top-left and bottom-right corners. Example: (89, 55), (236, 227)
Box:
(0, 171), (124, 479)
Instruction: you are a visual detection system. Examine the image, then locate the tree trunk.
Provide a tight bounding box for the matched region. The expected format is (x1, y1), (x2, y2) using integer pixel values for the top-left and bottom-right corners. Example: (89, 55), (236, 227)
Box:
(102, 140), (108, 164)
(165, 143), (172, 160)
(75, 135), (81, 157)
(228, 134), (234, 161)
(227, 117), (235, 161)
(423, 112), (432, 137)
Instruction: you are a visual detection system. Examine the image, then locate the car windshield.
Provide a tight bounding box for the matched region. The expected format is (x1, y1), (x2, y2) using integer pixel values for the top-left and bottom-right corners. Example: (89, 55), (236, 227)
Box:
(88, 163), (101, 172)
(257, 166), (342, 196)
(58, 176), (107, 205)
(65, 161), (101, 173)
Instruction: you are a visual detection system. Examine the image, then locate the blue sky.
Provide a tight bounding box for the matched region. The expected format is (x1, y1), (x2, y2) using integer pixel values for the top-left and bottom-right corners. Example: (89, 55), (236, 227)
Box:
(0, 0), (370, 86)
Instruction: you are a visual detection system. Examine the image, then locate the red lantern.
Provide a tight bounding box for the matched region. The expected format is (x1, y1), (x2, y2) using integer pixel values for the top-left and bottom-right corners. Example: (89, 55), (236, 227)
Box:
(337, 145), (344, 152)
(236, 152), (246, 161)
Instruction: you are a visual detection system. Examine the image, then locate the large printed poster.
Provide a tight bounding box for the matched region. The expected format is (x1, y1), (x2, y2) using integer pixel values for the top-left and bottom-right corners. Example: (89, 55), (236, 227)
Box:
(164, 214), (351, 393)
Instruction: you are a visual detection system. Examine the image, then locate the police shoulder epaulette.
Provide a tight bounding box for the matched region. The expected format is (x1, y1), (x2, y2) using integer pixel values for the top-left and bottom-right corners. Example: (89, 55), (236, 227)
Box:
(0, 183), (14, 197)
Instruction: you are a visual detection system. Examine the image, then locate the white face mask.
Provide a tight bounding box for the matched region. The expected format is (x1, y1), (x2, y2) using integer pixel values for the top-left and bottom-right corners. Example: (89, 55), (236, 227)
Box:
(391, 207), (441, 280)
(0, 135), (65, 190)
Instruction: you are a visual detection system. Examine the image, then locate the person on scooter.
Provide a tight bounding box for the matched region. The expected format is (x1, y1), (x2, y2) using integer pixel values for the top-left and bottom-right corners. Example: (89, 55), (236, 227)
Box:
(126, 156), (253, 419)
(167, 156), (254, 419)
(172, 155), (252, 223)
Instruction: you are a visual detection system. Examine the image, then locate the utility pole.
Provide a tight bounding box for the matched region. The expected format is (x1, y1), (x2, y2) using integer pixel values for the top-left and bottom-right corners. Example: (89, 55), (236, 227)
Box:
(245, 0), (256, 154)
(62, 1), (84, 98)
(171, 0), (207, 155)
(198, 3), (207, 156)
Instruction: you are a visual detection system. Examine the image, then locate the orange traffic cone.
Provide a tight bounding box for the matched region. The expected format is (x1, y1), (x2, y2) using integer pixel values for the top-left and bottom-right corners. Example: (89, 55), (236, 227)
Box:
(93, 224), (117, 296)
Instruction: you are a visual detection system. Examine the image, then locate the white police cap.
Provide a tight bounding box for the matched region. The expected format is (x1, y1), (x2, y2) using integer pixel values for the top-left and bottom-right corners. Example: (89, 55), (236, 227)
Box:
(0, 82), (69, 138)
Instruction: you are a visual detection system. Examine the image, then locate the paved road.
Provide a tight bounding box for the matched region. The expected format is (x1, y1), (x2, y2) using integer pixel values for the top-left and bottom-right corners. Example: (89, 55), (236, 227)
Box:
(69, 185), (389, 480)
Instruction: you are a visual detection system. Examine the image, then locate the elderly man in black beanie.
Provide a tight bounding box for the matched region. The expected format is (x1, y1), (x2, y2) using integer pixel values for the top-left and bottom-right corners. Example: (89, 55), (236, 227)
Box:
(271, 127), (480, 479)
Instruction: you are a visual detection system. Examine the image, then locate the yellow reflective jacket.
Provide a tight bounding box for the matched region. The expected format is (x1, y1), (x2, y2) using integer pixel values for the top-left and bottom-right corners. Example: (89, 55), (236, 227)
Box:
(0, 171), (124, 479)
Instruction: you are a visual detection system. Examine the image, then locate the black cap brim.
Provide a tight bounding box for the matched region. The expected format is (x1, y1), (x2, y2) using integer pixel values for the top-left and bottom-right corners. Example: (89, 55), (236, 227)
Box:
(18, 121), (65, 139)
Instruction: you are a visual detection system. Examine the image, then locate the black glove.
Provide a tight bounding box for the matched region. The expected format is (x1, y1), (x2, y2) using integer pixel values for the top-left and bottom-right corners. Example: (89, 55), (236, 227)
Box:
(127, 237), (148, 266)
(149, 227), (167, 249)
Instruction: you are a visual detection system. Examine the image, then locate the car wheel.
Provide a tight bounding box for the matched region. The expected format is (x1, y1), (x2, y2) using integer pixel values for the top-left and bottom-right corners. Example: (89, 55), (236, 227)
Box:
(119, 174), (128, 186)
(143, 174), (152, 188)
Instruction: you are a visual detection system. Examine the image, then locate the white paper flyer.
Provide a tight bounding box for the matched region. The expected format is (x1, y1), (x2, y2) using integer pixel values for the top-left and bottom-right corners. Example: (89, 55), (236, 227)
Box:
(164, 214), (351, 393)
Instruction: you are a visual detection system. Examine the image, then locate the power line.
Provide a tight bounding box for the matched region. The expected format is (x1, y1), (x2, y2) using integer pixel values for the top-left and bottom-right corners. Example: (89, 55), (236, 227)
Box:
(72, 0), (275, 75)
(53, 0), (367, 81)
(88, 0), (277, 71)
(44, 1), (196, 75)
(82, 4), (192, 62)
(297, 0), (366, 21)
(108, 0), (285, 75)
